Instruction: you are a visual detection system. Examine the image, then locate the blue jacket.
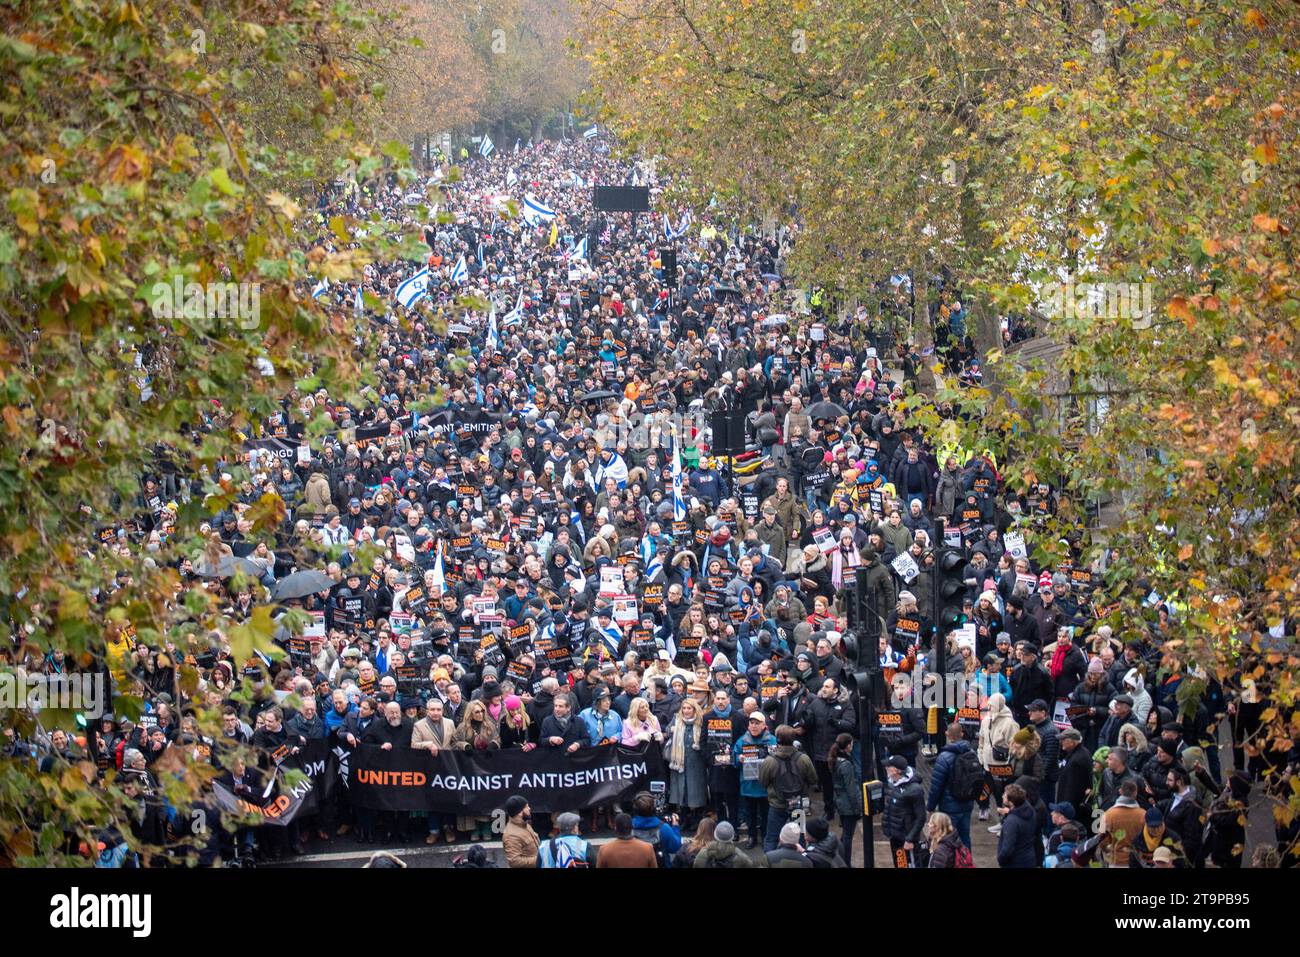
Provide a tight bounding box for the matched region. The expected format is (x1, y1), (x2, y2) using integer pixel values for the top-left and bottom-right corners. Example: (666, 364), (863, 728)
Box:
(973, 671), (1012, 705)
(630, 814), (682, 858)
(579, 707), (623, 746)
(927, 740), (975, 814)
(733, 730), (778, 798)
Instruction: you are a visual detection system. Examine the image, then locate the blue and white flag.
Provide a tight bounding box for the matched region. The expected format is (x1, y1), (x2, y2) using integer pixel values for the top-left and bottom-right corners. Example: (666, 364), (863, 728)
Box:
(664, 210), (692, 241)
(595, 449), (628, 490)
(564, 235), (588, 262)
(506, 167), (518, 187)
(521, 192), (556, 227)
(311, 277), (329, 300)
(672, 427), (687, 522)
(513, 139), (520, 153)
(502, 292), (524, 328)
(394, 267), (429, 308)
(527, 137), (534, 149)
(354, 285), (364, 315)
(430, 540), (446, 597)
(478, 135), (494, 158)
(645, 550), (664, 583)
(583, 126), (599, 139)
(476, 241), (485, 268)
(449, 254), (468, 285)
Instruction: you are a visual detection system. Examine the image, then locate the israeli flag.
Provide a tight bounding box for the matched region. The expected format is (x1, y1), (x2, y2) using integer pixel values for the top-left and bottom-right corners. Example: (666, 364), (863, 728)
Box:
(596, 622), (622, 656)
(502, 292), (524, 328)
(449, 254), (468, 285)
(595, 449), (628, 490)
(646, 550), (664, 583)
(564, 235), (588, 262)
(521, 193), (556, 227)
(394, 267), (429, 308)
(478, 135), (494, 158)
(430, 540), (446, 596)
(476, 241), (485, 268)
(513, 139), (521, 153)
(506, 167), (518, 187)
(583, 126), (599, 139)
(311, 277), (329, 300)
(664, 210), (692, 241)
(672, 430), (687, 522)
(354, 286), (364, 315)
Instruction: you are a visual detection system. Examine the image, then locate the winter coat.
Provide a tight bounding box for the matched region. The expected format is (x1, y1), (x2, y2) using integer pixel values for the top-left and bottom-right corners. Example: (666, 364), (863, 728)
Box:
(832, 755), (864, 817)
(733, 730), (778, 799)
(1031, 718), (1060, 783)
(978, 694), (1019, 767)
(928, 740), (976, 815)
(1009, 664), (1053, 724)
(804, 693), (856, 761)
(928, 830), (969, 869)
(996, 802), (1041, 868)
(666, 723), (709, 808)
(693, 840), (758, 868)
(807, 834), (846, 868)
(858, 558), (896, 624)
(757, 743), (819, 810)
(1056, 743), (1094, 812)
(503, 819), (540, 868)
(881, 768), (926, 843)
(410, 716), (455, 752)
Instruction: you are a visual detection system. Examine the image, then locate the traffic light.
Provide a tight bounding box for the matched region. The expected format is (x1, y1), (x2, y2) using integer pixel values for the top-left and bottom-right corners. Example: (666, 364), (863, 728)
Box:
(934, 547), (967, 637)
(659, 246), (678, 287)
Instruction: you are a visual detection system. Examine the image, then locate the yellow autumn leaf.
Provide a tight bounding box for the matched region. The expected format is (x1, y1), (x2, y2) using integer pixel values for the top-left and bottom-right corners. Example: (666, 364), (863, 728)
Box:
(1253, 213), (1279, 232)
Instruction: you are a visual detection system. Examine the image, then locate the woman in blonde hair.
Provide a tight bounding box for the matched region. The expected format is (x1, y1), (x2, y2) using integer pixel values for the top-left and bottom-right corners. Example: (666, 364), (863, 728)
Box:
(452, 699), (500, 841)
(1118, 723), (1150, 774)
(665, 696), (709, 826)
(926, 811), (972, 868)
(621, 696), (664, 746)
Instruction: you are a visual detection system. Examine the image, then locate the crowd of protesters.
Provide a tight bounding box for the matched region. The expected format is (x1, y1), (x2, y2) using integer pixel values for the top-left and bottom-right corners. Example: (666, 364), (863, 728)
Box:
(2, 134), (1294, 870)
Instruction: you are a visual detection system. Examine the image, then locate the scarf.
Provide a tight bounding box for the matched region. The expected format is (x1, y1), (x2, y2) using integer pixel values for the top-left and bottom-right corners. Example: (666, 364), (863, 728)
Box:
(1050, 643), (1070, 680)
(667, 719), (698, 773)
(831, 545), (860, 589)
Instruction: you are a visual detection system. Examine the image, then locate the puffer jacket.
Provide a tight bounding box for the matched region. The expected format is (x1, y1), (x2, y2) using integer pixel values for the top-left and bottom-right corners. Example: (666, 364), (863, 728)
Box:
(881, 767), (926, 843)
(996, 802), (1040, 868)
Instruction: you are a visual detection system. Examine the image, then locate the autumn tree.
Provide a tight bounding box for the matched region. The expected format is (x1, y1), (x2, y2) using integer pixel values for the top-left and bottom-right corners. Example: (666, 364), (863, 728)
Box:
(0, 0), (424, 864)
(581, 0), (1300, 861)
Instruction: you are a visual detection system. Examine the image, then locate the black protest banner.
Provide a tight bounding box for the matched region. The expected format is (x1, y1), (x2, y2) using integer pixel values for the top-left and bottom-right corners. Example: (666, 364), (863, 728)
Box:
(211, 739), (338, 827)
(347, 742), (665, 814)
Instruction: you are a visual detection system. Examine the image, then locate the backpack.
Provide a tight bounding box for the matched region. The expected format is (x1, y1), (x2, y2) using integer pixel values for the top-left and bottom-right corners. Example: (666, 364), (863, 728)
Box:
(952, 843), (974, 869)
(947, 748), (984, 802)
(706, 849), (736, 868)
(774, 754), (806, 810)
(632, 823), (672, 869)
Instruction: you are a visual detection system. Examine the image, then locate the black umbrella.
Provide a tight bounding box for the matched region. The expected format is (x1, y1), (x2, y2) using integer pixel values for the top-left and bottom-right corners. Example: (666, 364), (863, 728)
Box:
(806, 401), (848, 422)
(272, 569), (335, 601)
(579, 389), (620, 402)
(192, 554), (263, 579)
